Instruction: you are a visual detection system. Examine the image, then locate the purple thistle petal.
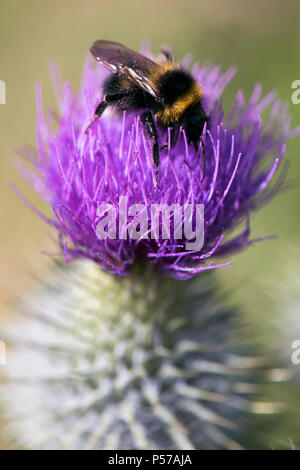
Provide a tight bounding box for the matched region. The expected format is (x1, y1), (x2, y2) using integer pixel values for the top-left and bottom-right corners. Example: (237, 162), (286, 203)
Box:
(18, 49), (300, 279)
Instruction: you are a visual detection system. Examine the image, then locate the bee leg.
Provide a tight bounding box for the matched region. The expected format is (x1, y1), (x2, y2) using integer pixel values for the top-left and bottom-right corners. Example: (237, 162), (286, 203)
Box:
(159, 126), (178, 152)
(141, 111), (160, 187)
(159, 143), (168, 152)
(104, 90), (131, 103)
(85, 90), (132, 133)
(171, 125), (180, 145)
(85, 101), (108, 133)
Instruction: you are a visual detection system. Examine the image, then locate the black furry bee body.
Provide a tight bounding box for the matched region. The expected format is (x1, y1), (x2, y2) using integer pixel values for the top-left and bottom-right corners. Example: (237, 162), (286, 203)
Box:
(88, 40), (209, 183)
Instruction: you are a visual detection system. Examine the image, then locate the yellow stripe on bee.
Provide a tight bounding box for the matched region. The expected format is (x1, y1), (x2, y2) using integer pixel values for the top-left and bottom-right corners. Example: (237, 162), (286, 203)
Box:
(151, 61), (179, 82)
(156, 81), (203, 126)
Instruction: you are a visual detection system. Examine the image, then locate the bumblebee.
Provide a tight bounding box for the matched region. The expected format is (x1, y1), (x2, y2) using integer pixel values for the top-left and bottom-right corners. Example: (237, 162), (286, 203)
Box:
(88, 40), (209, 183)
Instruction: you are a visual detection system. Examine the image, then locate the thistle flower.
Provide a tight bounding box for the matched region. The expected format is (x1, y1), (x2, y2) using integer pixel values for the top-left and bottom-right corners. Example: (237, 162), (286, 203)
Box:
(16, 48), (300, 278)
(2, 46), (296, 450)
(1, 261), (276, 450)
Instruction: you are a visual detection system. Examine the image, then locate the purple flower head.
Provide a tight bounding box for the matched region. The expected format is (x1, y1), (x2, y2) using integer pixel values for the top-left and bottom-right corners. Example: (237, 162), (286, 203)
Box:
(18, 46), (300, 279)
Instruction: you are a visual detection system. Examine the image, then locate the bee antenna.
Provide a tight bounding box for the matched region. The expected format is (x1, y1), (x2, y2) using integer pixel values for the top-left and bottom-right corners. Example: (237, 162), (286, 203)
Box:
(161, 47), (174, 62)
(154, 167), (159, 189)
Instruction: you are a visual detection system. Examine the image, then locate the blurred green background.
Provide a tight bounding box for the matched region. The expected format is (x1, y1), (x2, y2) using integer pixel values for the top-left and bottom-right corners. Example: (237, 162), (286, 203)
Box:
(0, 0), (300, 448)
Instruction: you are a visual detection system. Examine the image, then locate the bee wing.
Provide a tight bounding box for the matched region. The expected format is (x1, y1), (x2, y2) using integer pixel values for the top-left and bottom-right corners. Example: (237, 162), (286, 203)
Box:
(90, 40), (160, 98)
